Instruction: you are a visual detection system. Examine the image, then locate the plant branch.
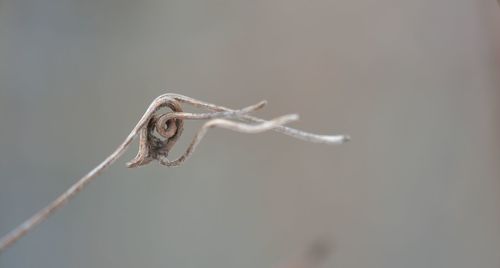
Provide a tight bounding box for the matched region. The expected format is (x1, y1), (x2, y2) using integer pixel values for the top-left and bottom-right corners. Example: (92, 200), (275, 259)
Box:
(0, 93), (349, 253)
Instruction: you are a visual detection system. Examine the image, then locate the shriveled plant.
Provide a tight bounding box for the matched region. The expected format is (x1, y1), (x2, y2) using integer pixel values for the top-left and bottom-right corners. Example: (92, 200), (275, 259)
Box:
(0, 93), (349, 257)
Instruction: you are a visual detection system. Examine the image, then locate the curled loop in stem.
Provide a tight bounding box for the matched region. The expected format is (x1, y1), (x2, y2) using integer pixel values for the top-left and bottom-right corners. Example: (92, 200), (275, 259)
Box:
(0, 93), (349, 253)
(127, 94), (349, 167)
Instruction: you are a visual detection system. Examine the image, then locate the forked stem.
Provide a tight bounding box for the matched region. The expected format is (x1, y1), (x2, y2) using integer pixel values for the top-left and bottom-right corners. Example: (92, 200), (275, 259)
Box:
(0, 93), (349, 253)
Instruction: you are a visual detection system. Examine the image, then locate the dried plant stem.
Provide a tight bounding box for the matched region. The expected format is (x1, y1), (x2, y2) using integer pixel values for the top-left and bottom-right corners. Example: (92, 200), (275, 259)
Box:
(0, 112), (146, 252)
(0, 93), (349, 253)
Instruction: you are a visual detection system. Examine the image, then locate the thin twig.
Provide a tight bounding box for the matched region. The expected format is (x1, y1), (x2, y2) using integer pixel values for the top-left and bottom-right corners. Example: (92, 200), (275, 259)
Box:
(0, 93), (349, 253)
(161, 114), (299, 167)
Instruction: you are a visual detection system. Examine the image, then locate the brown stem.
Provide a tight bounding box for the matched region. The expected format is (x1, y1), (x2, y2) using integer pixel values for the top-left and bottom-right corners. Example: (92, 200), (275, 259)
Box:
(0, 93), (349, 253)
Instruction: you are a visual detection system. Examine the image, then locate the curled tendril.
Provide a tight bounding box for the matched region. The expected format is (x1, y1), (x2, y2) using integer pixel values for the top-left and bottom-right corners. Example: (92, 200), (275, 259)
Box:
(127, 93), (349, 168)
(0, 93), (349, 253)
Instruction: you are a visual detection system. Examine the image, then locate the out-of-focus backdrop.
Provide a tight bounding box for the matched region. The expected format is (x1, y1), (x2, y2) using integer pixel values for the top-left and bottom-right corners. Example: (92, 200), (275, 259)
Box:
(1, 0), (500, 267)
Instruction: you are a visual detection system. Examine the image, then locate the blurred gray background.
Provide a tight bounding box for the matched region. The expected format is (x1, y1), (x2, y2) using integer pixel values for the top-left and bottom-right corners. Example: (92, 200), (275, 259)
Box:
(1, 0), (500, 267)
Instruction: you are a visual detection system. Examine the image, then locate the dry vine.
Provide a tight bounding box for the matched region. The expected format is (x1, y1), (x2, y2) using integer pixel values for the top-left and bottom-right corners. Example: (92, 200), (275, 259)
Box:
(0, 93), (349, 253)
